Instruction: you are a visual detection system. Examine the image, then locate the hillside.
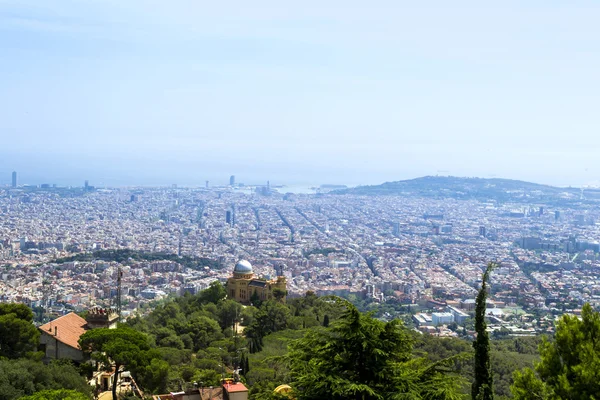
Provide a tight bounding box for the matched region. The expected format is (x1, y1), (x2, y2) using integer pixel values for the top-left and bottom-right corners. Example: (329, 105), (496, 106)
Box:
(335, 175), (587, 202)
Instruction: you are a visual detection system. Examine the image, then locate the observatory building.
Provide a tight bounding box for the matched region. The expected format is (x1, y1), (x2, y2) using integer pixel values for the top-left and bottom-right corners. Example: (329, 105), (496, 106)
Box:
(226, 260), (287, 304)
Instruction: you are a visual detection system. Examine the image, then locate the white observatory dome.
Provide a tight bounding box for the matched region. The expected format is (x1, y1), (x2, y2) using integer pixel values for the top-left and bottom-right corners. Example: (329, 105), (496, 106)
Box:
(234, 259), (253, 274)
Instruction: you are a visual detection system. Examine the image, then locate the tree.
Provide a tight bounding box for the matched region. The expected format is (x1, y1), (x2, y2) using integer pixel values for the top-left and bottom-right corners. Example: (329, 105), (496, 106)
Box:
(0, 303), (36, 321)
(472, 262), (496, 400)
(322, 314), (329, 328)
(217, 299), (242, 331)
(0, 303), (40, 359)
(288, 298), (464, 400)
(183, 315), (222, 351)
(18, 389), (89, 400)
(79, 327), (151, 400)
(250, 290), (262, 308)
(273, 288), (287, 302)
(511, 303), (600, 400)
(239, 352), (251, 377)
(245, 301), (291, 353)
(199, 281), (226, 305)
(136, 358), (170, 395)
(0, 359), (91, 400)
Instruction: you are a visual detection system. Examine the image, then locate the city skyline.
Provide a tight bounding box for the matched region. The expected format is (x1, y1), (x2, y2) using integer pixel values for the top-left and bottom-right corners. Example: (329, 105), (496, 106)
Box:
(3, 168), (600, 190)
(3, 2), (600, 398)
(2, 2), (600, 188)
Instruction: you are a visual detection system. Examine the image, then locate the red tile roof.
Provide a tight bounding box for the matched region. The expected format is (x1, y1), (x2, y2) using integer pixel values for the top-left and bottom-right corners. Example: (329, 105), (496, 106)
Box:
(223, 382), (248, 393)
(39, 312), (88, 350)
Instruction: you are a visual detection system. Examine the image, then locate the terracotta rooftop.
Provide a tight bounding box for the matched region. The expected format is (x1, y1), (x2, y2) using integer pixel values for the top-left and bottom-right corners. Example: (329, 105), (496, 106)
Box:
(222, 382), (248, 393)
(39, 312), (88, 350)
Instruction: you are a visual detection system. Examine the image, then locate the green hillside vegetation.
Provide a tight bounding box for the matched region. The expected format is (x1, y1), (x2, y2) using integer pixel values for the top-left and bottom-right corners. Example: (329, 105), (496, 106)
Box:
(4, 281), (600, 399)
(18, 389), (89, 400)
(122, 284), (542, 399)
(0, 360), (92, 400)
(511, 303), (600, 400)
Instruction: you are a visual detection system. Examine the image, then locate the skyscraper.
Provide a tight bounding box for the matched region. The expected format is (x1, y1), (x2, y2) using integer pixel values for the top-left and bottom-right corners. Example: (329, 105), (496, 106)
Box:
(230, 175), (235, 186)
(11, 171), (17, 188)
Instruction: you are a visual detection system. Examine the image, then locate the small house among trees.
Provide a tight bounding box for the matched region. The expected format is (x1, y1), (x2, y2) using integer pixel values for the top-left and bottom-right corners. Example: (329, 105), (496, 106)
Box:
(38, 307), (118, 363)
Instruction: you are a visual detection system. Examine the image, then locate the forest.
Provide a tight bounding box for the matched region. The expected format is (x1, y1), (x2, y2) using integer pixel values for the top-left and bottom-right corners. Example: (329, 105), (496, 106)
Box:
(0, 279), (599, 399)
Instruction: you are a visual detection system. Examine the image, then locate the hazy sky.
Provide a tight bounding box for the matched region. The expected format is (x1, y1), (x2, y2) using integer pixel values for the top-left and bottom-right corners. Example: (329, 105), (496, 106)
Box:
(1, 1), (599, 187)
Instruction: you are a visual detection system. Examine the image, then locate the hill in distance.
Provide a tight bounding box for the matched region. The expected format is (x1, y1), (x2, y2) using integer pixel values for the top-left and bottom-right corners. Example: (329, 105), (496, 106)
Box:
(334, 175), (596, 203)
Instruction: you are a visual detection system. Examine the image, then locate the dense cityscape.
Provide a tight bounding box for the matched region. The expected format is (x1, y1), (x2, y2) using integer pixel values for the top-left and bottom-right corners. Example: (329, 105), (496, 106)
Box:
(4, 2), (600, 398)
(3, 171), (600, 339)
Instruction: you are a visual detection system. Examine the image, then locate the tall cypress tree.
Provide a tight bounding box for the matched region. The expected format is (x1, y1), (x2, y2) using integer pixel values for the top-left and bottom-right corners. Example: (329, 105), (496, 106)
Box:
(472, 262), (496, 400)
(239, 353), (247, 376)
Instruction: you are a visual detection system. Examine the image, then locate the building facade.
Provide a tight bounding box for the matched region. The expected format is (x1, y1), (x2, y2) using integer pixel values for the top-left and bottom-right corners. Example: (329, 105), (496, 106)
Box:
(39, 312), (88, 363)
(226, 260), (286, 304)
(38, 307), (118, 363)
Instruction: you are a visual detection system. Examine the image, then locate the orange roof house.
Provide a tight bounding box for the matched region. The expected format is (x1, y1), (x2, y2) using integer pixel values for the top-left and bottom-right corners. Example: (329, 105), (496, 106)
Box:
(222, 381), (248, 400)
(38, 307), (118, 363)
(39, 312), (88, 362)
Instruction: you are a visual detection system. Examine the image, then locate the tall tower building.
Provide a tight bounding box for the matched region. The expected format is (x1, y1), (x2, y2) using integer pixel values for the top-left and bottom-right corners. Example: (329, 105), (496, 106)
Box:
(392, 221), (400, 236)
(230, 175), (235, 186)
(11, 171), (17, 188)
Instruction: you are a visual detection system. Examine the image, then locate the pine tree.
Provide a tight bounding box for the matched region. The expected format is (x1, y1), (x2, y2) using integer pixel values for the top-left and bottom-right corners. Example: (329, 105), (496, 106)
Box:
(472, 262), (496, 400)
(289, 298), (464, 400)
(512, 303), (600, 400)
(323, 314), (330, 327)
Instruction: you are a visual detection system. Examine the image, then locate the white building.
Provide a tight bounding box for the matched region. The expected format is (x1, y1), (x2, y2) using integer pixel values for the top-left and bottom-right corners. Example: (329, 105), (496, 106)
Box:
(447, 305), (469, 324)
(432, 312), (454, 326)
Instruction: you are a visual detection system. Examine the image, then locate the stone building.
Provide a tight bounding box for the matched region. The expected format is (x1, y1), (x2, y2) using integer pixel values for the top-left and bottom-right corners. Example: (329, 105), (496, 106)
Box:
(226, 260), (287, 304)
(38, 307), (118, 363)
(39, 312), (88, 363)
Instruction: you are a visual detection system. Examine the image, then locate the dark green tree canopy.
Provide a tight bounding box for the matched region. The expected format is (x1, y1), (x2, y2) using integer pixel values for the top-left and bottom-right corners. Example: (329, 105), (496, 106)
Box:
(288, 298), (464, 400)
(0, 303), (35, 321)
(0, 359), (91, 400)
(0, 303), (40, 359)
(245, 301), (292, 353)
(79, 327), (152, 400)
(512, 303), (600, 400)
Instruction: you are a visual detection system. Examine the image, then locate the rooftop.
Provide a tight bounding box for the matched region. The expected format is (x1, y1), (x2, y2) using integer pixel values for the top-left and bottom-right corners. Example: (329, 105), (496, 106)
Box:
(222, 382), (248, 393)
(39, 312), (88, 350)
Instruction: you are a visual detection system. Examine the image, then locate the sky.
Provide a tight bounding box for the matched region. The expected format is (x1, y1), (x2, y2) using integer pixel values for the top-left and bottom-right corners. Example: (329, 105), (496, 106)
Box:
(1, 1), (600, 187)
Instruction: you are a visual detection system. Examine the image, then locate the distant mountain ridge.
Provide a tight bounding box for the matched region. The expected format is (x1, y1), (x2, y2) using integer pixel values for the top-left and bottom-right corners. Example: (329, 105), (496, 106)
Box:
(334, 176), (590, 202)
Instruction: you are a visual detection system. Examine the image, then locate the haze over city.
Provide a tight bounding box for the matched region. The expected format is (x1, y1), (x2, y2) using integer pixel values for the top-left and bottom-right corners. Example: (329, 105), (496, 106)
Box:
(2, 1), (600, 187)
(5, 3), (600, 399)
